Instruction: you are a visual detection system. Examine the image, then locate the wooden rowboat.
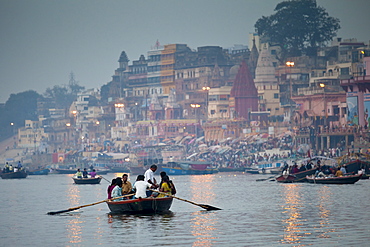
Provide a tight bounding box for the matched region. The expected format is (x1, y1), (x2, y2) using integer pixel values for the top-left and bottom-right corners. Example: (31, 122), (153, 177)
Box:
(106, 197), (173, 214)
(0, 170), (28, 179)
(72, 176), (102, 184)
(275, 174), (297, 183)
(306, 174), (362, 184)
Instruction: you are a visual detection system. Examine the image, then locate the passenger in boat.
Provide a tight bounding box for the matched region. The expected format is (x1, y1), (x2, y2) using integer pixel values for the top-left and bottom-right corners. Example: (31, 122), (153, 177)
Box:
(335, 167), (343, 177)
(82, 168), (88, 178)
(107, 178), (117, 199)
(157, 175), (172, 198)
(133, 175), (151, 199)
(89, 169), (97, 178)
(291, 164), (299, 174)
(144, 164), (159, 189)
(75, 169), (83, 178)
(9, 164), (13, 172)
(3, 162), (9, 173)
(340, 166), (347, 175)
(111, 178), (123, 201)
(160, 171), (176, 195)
(17, 161), (22, 169)
(121, 174), (132, 197)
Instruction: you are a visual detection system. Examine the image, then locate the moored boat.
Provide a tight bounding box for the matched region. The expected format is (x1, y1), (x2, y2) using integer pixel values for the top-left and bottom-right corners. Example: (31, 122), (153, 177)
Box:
(72, 176), (102, 184)
(28, 168), (49, 175)
(218, 166), (246, 172)
(162, 161), (218, 175)
(306, 174), (362, 184)
(245, 167), (260, 174)
(106, 197), (173, 214)
(0, 170), (28, 179)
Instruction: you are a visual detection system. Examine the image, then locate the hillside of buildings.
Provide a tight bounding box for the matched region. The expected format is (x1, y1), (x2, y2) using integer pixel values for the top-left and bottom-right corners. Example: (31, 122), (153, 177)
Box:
(0, 35), (368, 168)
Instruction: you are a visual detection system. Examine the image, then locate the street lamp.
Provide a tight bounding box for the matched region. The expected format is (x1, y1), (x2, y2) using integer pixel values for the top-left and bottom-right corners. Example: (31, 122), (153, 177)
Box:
(190, 104), (201, 137)
(202, 86), (211, 119)
(320, 83), (327, 126)
(286, 61), (295, 123)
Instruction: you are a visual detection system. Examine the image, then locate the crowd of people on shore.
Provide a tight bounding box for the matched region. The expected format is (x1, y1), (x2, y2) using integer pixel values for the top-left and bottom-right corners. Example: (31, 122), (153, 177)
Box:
(107, 165), (176, 201)
(2, 161), (23, 173)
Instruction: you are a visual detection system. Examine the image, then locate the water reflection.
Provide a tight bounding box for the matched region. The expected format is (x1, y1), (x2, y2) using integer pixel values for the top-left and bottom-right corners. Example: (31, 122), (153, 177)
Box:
(280, 184), (304, 245)
(190, 175), (218, 246)
(66, 175), (83, 244)
(316, 185), (334, 239)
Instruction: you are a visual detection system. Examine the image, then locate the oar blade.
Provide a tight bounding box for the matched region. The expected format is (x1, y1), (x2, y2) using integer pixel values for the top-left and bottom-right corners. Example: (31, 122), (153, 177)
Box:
(199, 204), (222, 211)
(47, 208), (76, 215)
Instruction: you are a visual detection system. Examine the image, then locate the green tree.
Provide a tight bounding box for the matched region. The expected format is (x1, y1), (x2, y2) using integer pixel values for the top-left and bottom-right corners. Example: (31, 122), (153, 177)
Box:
(254, 0), (340, 62)
(0, 90), (42, 140)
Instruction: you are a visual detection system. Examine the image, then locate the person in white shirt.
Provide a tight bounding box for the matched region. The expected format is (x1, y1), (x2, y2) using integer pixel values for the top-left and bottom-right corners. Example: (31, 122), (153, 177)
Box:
(144, 164), (159, 189)
(133, 175), (151, 198)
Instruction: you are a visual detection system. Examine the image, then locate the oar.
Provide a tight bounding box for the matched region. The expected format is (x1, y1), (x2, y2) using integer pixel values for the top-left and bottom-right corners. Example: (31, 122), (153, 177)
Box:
(256, 176), (275, 181)
(47, 193), (135, 215)
(100, 176), (111, 183)
(150, 189), (221, 211)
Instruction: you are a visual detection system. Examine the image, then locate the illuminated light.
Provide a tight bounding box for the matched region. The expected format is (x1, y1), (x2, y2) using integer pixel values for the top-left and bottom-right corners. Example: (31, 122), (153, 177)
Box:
(10, 122), (14, 126)
(66, 123), (71, 127)
(202, 86), (211, 91)
(114, 103), (124, 108)
(72, 110), (77, 115)
(286, 61), (295, 67)
(96, 121), (100, 125)
(319, 83), (325, 88)
(190, 103), (201, 108)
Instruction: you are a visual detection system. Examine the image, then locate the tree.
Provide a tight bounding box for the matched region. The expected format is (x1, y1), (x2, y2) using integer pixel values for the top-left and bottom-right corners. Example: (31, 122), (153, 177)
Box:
(254, 0), (340, 62)
(0, 90), (42, 140)
(43, 72), (85, 109)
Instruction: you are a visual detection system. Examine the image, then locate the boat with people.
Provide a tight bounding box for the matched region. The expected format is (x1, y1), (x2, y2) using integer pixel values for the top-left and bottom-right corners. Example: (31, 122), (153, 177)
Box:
(0, 169), (28, 179)
(106, 197), (173, 214)
(72, 175), (102, 184)
(162, 160), (218, 175)
(306, 174), (362, 184)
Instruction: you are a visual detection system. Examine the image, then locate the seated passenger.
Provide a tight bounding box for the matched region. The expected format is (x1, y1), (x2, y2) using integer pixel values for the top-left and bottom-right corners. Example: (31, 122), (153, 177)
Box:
(335, 168), (343, 177)
(75, 169), (82, 178)
(133, 175), (150, 199)
(82, 168), (88, 178)
(107, 178), (117, 199)
(89, 169), (97, 178)
(157, 175), (172, 198)
(111, 178), (123, 201)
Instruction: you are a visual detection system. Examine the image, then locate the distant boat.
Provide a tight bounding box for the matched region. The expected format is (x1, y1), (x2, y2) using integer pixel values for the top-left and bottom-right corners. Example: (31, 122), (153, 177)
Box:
(0, 170), (28, 179)
(306, 174), (362, 184)
(162, 161), (218, 175)
(28, 168), (49, 175)
(107, 197), (173, 214)
(72, 176), (102, 184)
(218, 166), (246, 172)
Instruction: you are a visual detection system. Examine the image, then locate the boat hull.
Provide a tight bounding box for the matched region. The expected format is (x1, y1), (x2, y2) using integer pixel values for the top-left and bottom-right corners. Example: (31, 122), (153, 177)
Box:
(107, 197), (173, 214)
(276, 174), (297, 183)
(28, 168), (49, 175)
(162, 167), (218, 175)
(306, 174), (362, 184)
(72, 176), (102, 184)
(218, 167), (245, 172)
(0, 170), (28, 179)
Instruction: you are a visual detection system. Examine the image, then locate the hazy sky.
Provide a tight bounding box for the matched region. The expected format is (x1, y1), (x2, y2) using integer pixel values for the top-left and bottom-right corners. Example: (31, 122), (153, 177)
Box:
(1, 0), (369, 103)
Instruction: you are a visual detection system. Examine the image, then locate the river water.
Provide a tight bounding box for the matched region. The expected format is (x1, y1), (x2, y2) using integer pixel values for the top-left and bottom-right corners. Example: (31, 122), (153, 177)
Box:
(1, 172), (370, 247)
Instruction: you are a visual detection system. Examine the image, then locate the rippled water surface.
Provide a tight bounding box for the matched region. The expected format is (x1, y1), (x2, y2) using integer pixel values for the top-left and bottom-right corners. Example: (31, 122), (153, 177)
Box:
(1, 172), (370, 246)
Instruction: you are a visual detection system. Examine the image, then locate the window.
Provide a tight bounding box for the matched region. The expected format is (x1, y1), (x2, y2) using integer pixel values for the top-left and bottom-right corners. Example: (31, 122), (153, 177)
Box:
(274, 93), (279, 99)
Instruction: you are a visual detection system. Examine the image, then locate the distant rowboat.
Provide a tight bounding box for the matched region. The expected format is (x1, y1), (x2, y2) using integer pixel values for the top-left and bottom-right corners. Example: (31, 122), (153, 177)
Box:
(72, 176), (102, 184)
